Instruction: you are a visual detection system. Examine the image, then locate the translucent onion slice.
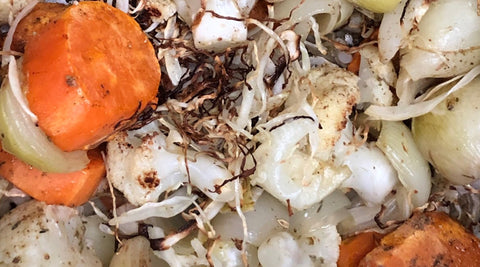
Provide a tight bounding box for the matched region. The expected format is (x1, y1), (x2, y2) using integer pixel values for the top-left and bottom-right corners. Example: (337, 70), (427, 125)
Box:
(365, 65), (480, 121)
(0, 64), (89, 173)
(376, 121), (431, 208)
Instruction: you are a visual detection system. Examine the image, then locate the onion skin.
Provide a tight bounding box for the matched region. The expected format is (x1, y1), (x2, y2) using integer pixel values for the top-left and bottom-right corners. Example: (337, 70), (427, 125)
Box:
(412, 77), (480, 185)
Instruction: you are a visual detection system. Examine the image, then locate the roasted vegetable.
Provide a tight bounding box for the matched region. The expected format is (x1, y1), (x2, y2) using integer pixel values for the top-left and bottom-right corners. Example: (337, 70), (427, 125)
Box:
(412, 76), (480, 185)
(337, 232), (383, 267)
(0, 146), (105, 206)
(22, 1), (161, 151)
(0, 201), (102, 266)
(360, 211), (480, 266)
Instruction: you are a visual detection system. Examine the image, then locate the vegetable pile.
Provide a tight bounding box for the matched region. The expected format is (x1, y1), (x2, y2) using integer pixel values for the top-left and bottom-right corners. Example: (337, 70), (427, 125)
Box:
(1, 0), (480, 266)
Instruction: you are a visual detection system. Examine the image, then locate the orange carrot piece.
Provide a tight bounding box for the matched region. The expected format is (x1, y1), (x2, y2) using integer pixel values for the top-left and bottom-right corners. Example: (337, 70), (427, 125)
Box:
(360, 212), (480, 267)
(23, 1), (161, 151)
(338, 231), (382, 267)
(347, 52), (361, 75)
(347, 28), (379, 75)
(0, 147), (105, 206)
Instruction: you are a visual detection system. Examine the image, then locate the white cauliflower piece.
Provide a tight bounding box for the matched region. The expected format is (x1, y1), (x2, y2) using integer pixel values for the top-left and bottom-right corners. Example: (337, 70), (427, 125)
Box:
(192, 0), (248, 52)
(106, 122), (235, 206)
(341, 142), (397, 204)
(250, 64), (358, 211)
(144, 0), (177, 23)
(0, 201), (102, 266)
(297, 225), (341, 267)
(258, 224), (341, 267)
(110, 236), (158, 267)
(258, 232), (313, 267)
(250, 118), (351, 210)
(334, 119), (398, 205)
(307, 64), (360, 160)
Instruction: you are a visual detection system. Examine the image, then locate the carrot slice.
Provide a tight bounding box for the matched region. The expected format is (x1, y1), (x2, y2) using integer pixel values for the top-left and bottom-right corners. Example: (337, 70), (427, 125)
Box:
(360, 212), (480, 267)
(0, 147), (105, 206)
(23, 1), (161, 151)
(347, 29), (379, 75)
(337, 231), (383, 267)
(347, 52), (361, 75)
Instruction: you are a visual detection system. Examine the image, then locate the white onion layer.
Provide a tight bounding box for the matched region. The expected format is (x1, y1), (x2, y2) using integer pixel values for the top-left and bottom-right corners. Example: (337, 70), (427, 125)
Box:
(376, 121), (431, 208)
(108, 196), (197, 225)
(274, 0), (353, 36)
(365, 65), (480, 121)
(212, 191), (290, 246)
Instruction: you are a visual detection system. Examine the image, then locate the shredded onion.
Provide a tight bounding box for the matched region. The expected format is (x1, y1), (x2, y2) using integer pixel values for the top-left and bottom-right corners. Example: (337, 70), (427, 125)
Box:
(108, 196), (196, 225)
(365, 65), (480, 120)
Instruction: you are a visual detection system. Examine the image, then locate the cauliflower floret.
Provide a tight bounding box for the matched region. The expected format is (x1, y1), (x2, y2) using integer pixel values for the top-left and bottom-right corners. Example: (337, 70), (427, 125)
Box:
(110, 236), (163, 267)
(106, 121), (235, 206)
(250, 118), (351, 210)
(191, 0), (248, 52)
(250, 64), (358, 210)
(258, 224), (341, 267)
(0, 201), (102, 266)
(258, 232), (313, 267)
(341, 142), (397, 205)
(144, 0), (177, 23)
(306, 64), (360, 160)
